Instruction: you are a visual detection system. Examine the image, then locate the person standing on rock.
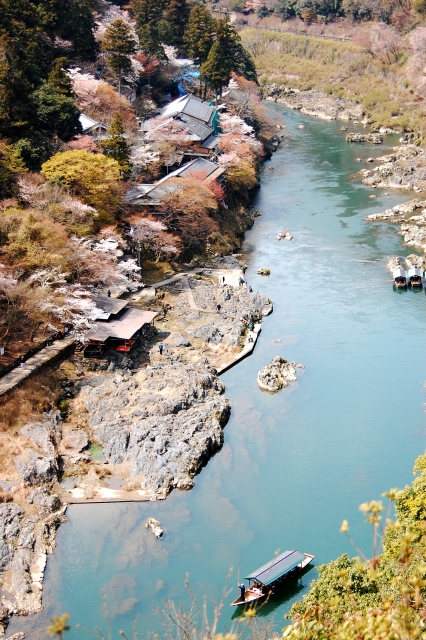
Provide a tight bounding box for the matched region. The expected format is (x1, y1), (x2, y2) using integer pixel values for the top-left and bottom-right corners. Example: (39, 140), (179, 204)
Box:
(216, 304), (221, 313)
(158, 343), (163, 355)
(19, 355), (25, 368)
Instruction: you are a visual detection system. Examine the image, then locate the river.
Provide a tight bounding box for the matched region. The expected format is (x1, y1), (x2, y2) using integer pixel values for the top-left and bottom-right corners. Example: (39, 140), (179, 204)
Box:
(8, 105), (426, 639)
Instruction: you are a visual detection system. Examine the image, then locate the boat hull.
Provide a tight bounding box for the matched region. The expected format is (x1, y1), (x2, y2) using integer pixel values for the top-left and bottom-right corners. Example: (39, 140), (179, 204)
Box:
(230, 590), (266, 607)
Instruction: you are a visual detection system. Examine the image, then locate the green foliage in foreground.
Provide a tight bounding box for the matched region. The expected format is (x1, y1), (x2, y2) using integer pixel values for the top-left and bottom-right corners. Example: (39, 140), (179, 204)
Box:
(284, 452), (426, 639)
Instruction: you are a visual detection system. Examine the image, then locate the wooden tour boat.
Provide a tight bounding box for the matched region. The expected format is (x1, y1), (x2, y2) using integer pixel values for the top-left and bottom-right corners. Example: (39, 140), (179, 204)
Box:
(408, 267), (423, 287)
(392, 268), (407, 288)
(230, 550), (314, 607)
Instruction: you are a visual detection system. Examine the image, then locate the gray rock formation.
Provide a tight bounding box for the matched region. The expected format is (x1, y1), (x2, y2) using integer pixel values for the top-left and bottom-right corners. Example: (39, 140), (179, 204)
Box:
(79, 359), (230, 498)
(386, 256), (403, 272)
(346, 132), (383, 144)
(365, 199), (426, 222)
(15, 450), (57, 487)
(27, 487), (62, 518)
(361, 145), (426, 192)
(257, 357), (305, 393)
(21, 411), (61, 456)
(406, 254), (425, 269)
(399, 224), (426, 252)
(0, 494), (66, 636)
(263, 85), (363, 122)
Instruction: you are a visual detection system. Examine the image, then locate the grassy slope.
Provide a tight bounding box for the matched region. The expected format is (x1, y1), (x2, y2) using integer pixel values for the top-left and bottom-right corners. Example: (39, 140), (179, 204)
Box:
(240, 29), (426, 132)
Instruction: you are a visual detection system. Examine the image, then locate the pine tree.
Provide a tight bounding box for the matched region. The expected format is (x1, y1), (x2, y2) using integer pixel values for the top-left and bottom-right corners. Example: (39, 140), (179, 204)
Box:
(131, 0), (166, 59)
(184, 6), (216, 65)
(47, 57), (73, 96)
(163, 0), (190, 54)
(102, 19), (137, 94)
(99, 112), (131, 176)
(201, 18), (257, 95)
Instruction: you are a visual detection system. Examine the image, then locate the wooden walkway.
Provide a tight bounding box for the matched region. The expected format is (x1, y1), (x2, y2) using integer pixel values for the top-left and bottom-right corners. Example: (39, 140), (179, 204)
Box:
(0, 337), (75, 398)
(216, 323), (262, 375)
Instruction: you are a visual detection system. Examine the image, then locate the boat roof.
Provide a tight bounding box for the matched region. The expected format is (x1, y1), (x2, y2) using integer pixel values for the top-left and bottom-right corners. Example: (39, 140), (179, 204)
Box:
(408, 267), (423, 277)
(393, 268), (406, 278)
(245, 550), (305, 585)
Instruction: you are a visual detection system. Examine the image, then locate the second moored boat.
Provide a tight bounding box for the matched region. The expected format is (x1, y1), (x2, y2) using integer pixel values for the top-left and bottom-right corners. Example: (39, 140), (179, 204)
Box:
(407, 267), (423, 287)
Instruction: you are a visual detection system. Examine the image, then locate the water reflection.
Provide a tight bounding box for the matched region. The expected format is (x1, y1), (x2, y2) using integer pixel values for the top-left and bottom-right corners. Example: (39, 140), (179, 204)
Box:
(7, 107), (426, 639)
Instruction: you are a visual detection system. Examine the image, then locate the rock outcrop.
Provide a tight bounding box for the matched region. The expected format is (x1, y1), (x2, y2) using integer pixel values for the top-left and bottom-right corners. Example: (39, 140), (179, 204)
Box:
(361, 145), (426, 192)
(146, 518), (163, 538)
(387, 256), (403, 272)
(346, 132), (383, 144)
(79, 360), (230, 498)
(257, 268), (270, 276)
(277, 230), (293, 241)
(406, 254), (425, 268)
(0, 411), (67, 636)
(365, 199), (426, 223)
(0, 496), (66, 637)
(263, 85), (364, 122)
(257, 357), (305, 393)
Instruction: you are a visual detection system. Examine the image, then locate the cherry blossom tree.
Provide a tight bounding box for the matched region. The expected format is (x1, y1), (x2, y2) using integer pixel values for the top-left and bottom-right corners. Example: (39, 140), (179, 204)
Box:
(65, 135), (99, 152)
(129, 217), (181, 261)
(0, 265), (20, 341)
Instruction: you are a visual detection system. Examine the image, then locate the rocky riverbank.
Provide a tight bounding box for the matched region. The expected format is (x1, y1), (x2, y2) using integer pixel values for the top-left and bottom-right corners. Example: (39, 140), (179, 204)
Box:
(360, 145), (426, 192)
(365, 198), (426, 253)
(0, 412), (67, 637)
(0, 267), (272, 635)
(65, 272), (272, 500)
(263, 84), (364, 122)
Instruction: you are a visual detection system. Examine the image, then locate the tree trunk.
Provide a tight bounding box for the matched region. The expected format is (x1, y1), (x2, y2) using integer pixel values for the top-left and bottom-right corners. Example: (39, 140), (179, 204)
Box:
(118, 66), (122, 95)
(29, 321), (41, 341)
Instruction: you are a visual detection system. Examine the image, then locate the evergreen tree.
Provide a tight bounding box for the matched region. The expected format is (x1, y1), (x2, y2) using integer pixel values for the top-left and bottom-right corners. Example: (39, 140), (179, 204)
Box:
(163, 0), (190, 54)
(184, 6), (216, 65)
(102, 19), (137, 94)
(201, 18), (257, 95)
(33, 83), (82, 141)
(0, 35), (37, 139)
(99, 112), (131, 176)
(131, 0), (166, 59)
(47, 57), (73, 95)
(56, 0), (99, 61)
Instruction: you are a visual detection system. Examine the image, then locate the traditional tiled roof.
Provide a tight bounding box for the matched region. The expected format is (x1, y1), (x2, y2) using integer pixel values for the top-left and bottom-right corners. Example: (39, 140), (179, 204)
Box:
(125, 158), (224, 206)
(162, 95), (215, 125)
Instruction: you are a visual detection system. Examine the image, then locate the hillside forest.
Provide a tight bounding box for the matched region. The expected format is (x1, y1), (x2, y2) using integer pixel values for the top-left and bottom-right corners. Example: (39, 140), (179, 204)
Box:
(0, 0), (271, 366)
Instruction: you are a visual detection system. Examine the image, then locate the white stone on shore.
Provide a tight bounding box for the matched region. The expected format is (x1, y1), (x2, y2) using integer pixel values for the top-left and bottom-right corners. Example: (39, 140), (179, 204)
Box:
(257, 356), (305, 393)
(146, 517), (163, 538)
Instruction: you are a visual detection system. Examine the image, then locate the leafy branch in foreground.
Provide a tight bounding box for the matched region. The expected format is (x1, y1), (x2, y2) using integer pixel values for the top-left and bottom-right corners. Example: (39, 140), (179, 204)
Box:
(284, 452), (426, 639)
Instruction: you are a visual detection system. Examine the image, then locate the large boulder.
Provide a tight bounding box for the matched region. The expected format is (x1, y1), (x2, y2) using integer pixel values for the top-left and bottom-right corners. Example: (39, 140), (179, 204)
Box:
(27, 488), (61, 518)
(16, 450), (58, 487)
(21, 412), (61, 456)
(257, 357), (305, 393)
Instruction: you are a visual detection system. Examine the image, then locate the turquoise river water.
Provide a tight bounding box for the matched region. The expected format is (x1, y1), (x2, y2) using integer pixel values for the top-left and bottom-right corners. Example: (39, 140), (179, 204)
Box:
(9, 105), (426, 639)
